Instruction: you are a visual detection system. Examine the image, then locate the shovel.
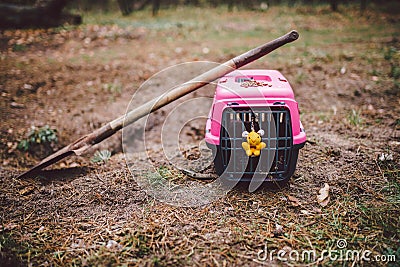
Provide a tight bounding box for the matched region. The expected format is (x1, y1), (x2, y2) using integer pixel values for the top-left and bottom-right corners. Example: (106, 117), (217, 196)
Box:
(17, 30), (299, 179)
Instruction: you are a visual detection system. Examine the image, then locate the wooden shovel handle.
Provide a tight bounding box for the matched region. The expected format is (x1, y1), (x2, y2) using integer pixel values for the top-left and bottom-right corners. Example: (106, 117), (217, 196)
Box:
(108, 30), (299, 134)
(54, 31), (299, 157)
(232, 30), (299, 68)
(17, 30), (299, 179)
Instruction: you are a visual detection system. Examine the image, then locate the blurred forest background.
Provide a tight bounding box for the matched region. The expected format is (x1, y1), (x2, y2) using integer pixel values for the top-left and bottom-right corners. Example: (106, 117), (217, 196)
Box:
(0, 0), (397, 29)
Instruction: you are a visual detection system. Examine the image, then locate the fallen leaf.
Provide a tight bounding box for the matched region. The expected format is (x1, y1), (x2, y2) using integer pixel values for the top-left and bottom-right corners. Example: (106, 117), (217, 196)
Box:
(317, 183), (329, 199)
(317, 183), (330, 207)
(288, 195), (301, 207)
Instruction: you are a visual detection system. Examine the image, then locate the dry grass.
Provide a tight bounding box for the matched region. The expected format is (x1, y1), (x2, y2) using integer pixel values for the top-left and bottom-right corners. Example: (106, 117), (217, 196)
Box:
(1, 3), (400, 266)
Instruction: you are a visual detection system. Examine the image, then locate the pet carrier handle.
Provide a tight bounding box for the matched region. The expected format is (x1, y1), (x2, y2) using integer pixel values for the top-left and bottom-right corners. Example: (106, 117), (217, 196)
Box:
(17, 30), (299, 179)
(232, 30), (299, 68)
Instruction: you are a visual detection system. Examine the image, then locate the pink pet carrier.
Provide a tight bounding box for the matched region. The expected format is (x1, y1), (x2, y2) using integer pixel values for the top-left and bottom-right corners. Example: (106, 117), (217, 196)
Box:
(205, 69), (306, 183)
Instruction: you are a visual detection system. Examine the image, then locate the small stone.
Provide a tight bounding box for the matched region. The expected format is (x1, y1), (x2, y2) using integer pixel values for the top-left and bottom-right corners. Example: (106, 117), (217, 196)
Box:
(379, 153), (393, 161)
(174, 47), (183, 54)
(202, 47), (210, 54)
(273, 223), (284, 236)
(10, 102), (25, 109)
(69, 162), (79, 168)
(106, 240), (122, 250)
(23, 83), (33, 90)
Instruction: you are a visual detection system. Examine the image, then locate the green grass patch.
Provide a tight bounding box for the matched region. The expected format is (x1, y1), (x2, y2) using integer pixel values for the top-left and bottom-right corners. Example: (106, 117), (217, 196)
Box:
(18, 125), (58, 154)
(347, 109), (363, 127)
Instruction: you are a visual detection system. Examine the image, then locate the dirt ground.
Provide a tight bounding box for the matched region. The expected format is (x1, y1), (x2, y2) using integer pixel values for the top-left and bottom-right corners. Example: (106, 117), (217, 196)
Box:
(1, 4), (399, 266)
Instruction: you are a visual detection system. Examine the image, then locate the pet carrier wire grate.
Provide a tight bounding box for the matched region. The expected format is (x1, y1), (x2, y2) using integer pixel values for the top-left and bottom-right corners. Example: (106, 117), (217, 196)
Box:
(220, 107), (293, 180)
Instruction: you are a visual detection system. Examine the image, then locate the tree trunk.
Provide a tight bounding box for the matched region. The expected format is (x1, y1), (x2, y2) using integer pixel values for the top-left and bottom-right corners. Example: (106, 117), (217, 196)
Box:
(360, 0), (367, 13)
(152, 0), (160, 16)
(117, 0), (134, 16)
(0, 0), (81, 29)
(330, 0), (338, 12)
(227, 0), (236, 12)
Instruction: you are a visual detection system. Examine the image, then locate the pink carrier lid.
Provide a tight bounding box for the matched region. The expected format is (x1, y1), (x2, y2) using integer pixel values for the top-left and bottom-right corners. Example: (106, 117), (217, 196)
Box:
(215, 69), (294, 100)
